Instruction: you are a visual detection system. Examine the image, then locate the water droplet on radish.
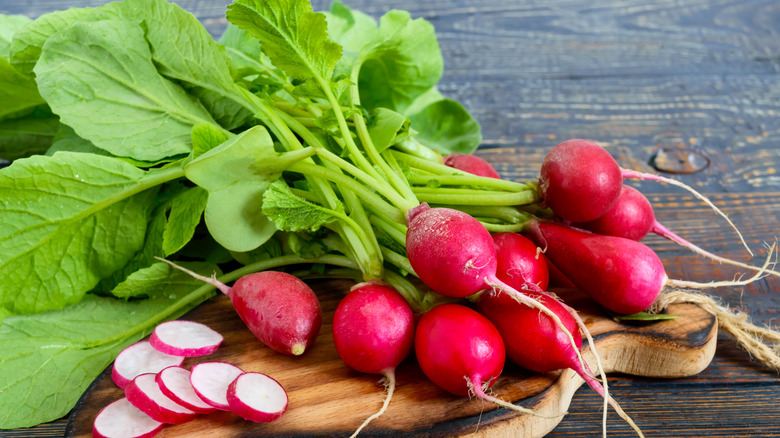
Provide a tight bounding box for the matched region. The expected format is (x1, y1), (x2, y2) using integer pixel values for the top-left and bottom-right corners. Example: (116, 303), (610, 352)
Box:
(648, 148), (709, 174)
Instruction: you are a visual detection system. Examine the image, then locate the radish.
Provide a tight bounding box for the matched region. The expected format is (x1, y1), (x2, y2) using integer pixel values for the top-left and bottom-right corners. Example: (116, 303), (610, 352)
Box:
(92, 397), (164, 438)
(443, 153), (501, 179)
(149, 320), (223, 357)
(124, 373), (198, 424)
(112, 341), (184, 390)
(155, 366), (218, 414)
(331, 281), (415, 437)
(578, 185), (780, 278)
(227, 372), (288, 423)
(492, 232), (549, 291)
(539, 138), (753, 254)
(189, 361), (245, 410)
(157, 259), (322, 356)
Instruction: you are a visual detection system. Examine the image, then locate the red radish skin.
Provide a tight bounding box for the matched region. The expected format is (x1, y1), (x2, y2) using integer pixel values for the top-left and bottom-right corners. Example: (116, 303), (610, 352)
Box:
(492, 232), (550, 291)
(92, 397), (164, 438)
(227, 372), (288, 423)
(539, 139), (623, 223)
(112, 341), (184, 390)
(189, 362), (244, 410)
(526, 220), (668, 315)
(124, 373), (197, 424)
(414, 304), (504, 397)
(157, 259), (322, 356)
(546, 259), (577, 289)
(155, 366), (218, 414)
(149, 320), (223, 357)
(444, 153), (501, 179)
(332, 281), (415, 437)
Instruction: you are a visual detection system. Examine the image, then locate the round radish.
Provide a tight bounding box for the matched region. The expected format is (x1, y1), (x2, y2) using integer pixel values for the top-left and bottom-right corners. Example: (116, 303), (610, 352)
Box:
(577, 185), (655, 241)
(539, 139), (623, 223)
(415, 304), (504, 397)
(112, 341), (184, 390)
(189, 361), (244, 410)
(92, 397), (164, 438)
(227, 372), (288, 423)
(124, 373), (197, 424)
(331, 281), (415, 435)
(149, 320), (223, 357)
(157, 259), (322, 356)
(155, 366), (218, 414)
(492, 232), (549, 291)
(444, 153), (501, 179)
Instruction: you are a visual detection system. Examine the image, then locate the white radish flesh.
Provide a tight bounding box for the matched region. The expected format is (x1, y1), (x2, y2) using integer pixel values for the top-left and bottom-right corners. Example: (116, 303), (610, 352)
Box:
(112, 341), (184, 390)
(92, 397), (164, 438)
(227, 372), (288, 423)
(189, 362), (244, 410)
(124, 373), (197, 424)
(155, 366), (218, 414)
(149, 320), (223, 357)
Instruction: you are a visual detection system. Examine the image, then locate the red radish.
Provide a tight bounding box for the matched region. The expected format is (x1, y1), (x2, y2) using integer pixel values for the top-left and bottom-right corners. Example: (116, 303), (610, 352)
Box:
(492, 232), (549, 291)
(444, 153), (501, 179)
(112, 341), (184, 390)
(332, 281), (414, 436)
(227, 372), (288, 423)
(189, 361), (244, 410)
(546, 259), (577, 289)
(92, 397), (164, 438)
(155, 366), (218, 414)
(149, 320), (223, 357)
(538, 139), (623, 223)
(124, 373), (197, 424)
(157, 259), (322, 356)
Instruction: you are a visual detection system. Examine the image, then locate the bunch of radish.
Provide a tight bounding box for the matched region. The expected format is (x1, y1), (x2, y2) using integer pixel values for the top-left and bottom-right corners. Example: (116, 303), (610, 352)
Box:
(93, 320), (289, 438)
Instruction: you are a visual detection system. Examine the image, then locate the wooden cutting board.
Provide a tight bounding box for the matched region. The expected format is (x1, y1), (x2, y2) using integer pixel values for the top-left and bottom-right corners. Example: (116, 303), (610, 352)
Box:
(65, 281), (717, 438)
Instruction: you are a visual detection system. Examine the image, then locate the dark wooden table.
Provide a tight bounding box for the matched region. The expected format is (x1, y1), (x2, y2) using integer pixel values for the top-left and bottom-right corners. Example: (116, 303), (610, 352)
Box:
(2, 0), (779, 436)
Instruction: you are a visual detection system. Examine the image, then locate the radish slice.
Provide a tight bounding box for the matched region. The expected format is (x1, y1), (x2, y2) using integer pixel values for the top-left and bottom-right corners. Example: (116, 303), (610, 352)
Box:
(227, 372), (288, 423)
(189, 362), (244, 410)
(112, 341), (184, 390)
(155, 366), (218, 414)
(150, 320), (223, 357)
(93, 397), (164, 438)
(125, 373), (198, 424)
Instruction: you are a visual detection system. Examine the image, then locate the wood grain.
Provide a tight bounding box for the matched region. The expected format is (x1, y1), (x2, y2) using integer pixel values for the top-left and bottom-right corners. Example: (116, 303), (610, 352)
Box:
(64, 284), (716, 438)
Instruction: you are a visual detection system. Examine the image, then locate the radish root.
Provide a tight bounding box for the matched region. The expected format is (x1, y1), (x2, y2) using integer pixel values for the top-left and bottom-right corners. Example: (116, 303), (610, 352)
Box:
(155, 257), (231, 295)
(350, 371), (396, 438)
(665, 243), (775, 290)
(466, 379), (563, 419)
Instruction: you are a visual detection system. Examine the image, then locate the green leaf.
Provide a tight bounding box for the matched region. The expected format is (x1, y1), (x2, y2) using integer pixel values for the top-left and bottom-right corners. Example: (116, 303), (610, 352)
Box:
(0, 14), (31, 57)
(262, 179), (341, 233)
(230, 236), (282, 265)
(356, 10), (443, 113)
(162, 186), (208, 256)
(218, 23), (287, 88)
(34, 19), (216, 161)
(0, 114), (58, 160)
(0, 262), (217, 428)
(191, 123), (230, 158)
(226, 0), (343, 83)
(0, 58), (44, 120)
(0, 152), (183, 314)
(367, 108), (411, 153)
(46, 124), (168, 168)
(323, 1), (378, 78)
(408, 98), (482, 155)
(184, 126), (314, 252)
(111, 261), (220, 299)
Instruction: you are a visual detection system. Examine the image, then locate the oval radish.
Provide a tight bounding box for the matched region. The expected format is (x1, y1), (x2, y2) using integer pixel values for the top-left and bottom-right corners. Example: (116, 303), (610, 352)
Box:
(227, 372), (288, 423)
(155, 366), (218, 414)
(157, 259), (322, 356)
(124, 373), (197, 424)
(112, 341), (184, 390)
(92, 397), (164, 438)
(492, 232), (549, 291)
(189, 361), (244, 410)
(149, 320), (223, 357)
(443, 153), (501, 179)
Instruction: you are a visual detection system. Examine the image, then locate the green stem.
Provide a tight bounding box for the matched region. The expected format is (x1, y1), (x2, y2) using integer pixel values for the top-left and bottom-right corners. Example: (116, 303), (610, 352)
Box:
(370, 214), (407, 248)
(412, 187), (538, 206)
(380, 246), (416, 278)
(409, 173), (530, 193)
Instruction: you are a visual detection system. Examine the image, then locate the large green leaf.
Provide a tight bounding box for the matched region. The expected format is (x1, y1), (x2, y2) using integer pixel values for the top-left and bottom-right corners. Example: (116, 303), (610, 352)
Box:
(0, 58), (44, 120)
(408, 97), (482, 155)
(185, 126), (314, 252)
(0, 152), (183, 314)
(0, 261), (218, 429)
(0, 14), (30, 57)
(0, 114), (58, 160)
(34, 19), (215, 161)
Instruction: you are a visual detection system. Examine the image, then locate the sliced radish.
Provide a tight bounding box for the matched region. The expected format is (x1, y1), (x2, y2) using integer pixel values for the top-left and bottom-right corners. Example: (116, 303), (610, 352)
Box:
(155, 366), (218, 414)
(112, 341), (184, 390)
(93, 397), (164, 438)
(227, 372), (288, 423)
(125, 373), (198, 424)
(150, 320), (223, 357)
(189, 362), (244, 410)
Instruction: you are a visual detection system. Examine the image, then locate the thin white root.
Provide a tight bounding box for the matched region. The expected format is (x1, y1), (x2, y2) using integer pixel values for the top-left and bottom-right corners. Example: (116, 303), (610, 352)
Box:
(665, 243), (775, 290)
(468, 380), (564, 419)
(154, 256), (231, 295)
(349, 371), (396, 438)
(622, 168), (754, 256)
